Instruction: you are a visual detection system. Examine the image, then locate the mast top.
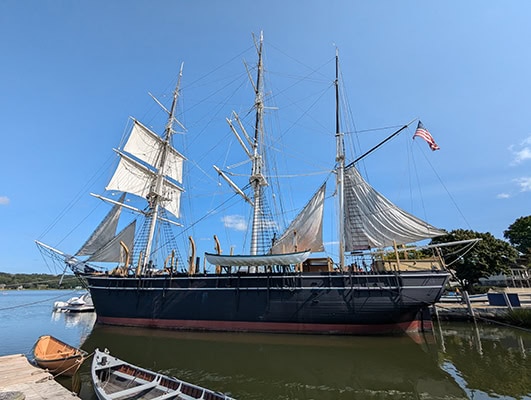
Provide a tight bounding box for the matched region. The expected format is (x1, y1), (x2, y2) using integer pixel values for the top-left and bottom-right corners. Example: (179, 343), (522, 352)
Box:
(163, 62), (185, 143)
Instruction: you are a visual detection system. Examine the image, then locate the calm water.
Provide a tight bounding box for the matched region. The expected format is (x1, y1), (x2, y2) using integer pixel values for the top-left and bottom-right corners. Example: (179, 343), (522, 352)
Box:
(1, 290), (530, 400)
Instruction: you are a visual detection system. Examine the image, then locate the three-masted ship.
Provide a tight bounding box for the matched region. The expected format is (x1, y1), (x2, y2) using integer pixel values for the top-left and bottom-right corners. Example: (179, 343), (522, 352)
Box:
(37, 33), (453, 335)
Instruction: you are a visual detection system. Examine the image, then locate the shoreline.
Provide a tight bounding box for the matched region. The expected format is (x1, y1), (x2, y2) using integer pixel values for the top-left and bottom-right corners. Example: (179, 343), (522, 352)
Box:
(433, 288), (531, 327)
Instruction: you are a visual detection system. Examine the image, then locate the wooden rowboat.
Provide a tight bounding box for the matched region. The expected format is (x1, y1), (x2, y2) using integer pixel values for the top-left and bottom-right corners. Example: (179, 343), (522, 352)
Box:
(92, 348), (236, 400)
(32, 335), (87, 376)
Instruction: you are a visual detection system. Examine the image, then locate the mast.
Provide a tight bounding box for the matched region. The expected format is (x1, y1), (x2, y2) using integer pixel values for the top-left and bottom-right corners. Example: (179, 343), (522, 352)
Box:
(213, 32), (269, 256)
(335, 49), (345, 269)
(249, 31), (267, 255)
(142, 63), (184, 270)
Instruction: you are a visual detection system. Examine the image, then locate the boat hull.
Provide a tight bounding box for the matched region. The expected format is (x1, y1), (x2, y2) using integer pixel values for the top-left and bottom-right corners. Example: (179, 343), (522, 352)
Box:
(85, 270), (449, 335)
(92, 348), (234, 400)
(32, 335), (86, 376)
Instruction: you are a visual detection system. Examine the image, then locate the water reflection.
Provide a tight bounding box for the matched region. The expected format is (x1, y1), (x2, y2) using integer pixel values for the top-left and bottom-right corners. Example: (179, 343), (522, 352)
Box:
(435, 321), (531, 400)
(5, 291), (528, 399)
(0, 290), (96, 357)
(71, 320), (531, 400)
(51, 311), (96, 344)
(77, 326), (469, 400)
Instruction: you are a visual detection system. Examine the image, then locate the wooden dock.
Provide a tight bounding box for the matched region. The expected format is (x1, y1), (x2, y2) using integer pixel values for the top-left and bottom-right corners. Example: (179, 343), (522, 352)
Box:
(434, 288), (531, 322)
(0, 354), (81, 400)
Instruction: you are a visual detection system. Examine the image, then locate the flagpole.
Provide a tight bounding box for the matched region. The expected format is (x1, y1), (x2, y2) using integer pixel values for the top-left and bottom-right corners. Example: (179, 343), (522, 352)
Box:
(345, 118), (417, 169)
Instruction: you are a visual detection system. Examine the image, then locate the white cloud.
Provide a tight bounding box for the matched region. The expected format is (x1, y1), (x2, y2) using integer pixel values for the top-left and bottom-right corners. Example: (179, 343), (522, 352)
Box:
(496, 193), (511, 199)
(509, 136), (531, 165)
(515, 177), (531, 192)
(514, 148), (531, 163)
(0, 196), (9, 205)
(222, 215), (247, 231)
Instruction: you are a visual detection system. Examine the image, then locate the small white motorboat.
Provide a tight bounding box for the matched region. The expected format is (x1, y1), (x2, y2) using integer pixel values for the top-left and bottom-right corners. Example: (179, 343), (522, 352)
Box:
(53, 292), (94, 312)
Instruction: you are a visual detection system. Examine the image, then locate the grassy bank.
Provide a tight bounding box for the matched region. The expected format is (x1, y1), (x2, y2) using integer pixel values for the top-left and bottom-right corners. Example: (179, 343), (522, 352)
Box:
(504, 308), (531, 328)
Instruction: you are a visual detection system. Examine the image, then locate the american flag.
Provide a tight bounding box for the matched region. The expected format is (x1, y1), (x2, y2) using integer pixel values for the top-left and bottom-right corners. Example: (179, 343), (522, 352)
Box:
(413, 121), (440, 151)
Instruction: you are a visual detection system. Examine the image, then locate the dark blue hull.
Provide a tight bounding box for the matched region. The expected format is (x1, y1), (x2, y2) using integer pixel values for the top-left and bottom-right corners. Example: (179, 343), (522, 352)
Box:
(85, 270), (449, 335)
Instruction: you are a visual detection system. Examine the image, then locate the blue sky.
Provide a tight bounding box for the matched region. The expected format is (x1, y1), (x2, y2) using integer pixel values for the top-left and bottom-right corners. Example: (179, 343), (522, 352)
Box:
(1, 1), (530, 274)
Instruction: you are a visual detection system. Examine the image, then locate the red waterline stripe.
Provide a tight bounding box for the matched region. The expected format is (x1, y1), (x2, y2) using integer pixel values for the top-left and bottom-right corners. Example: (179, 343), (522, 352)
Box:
(97, 316), (427, 335)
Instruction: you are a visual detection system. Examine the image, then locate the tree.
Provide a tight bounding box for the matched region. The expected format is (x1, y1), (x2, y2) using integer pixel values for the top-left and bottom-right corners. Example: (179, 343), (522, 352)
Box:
(431, 229), (519, 292)
(0, 272), (81, 289)
(503, 215), (531, 255)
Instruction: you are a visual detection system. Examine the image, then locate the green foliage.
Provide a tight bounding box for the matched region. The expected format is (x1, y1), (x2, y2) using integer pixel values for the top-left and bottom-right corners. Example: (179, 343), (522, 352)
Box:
(503, 215), (531, 256)
(503, 308), (531, 328)
(0, 272), (81, 289)
(431, 229), (519, 292)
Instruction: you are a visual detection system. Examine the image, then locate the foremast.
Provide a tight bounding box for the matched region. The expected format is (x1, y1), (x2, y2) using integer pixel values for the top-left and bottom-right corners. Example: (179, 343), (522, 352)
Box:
(143, 64), (184, 270)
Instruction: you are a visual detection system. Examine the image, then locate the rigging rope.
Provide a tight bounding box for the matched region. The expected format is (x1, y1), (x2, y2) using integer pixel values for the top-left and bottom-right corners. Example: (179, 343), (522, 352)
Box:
(0, 290), (79, 311)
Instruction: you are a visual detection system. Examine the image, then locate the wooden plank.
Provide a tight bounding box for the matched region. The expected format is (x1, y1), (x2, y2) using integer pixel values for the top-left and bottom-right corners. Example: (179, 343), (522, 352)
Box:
(0, 354), (81, 400)
(0, 354), (28, 363)
(107, 380), (159, 399)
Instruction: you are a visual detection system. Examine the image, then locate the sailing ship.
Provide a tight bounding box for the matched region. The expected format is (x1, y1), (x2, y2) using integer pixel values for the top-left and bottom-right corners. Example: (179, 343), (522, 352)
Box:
(37, 33), (461, 335)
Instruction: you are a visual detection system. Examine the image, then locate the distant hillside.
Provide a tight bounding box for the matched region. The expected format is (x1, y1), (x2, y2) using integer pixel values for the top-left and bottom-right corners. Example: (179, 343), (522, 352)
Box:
(0, 272), (83, 289)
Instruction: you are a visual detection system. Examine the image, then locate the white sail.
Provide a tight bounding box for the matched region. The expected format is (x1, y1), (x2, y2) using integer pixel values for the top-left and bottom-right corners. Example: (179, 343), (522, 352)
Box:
(106, 151), (183, 218)
(343, 165), (446, 250)
(106, 152), (154, 198)
(270, 183), (326, 254)
(160, 179), (182, 218)
(76, 193), (125, 256)
(88, 221), (136, 263)
(124, 120), (185, 183)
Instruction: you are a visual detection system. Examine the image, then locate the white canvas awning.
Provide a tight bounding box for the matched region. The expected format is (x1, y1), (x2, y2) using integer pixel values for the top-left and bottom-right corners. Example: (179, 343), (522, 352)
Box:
(205, 250), (311, 267)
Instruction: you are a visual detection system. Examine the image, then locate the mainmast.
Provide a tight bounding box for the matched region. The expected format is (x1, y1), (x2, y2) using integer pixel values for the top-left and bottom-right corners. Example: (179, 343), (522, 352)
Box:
(213, 32), (269, 256)
(335, 49), (346, 269)
(249, 31), (267, 255)
(143, 64), (184, 270)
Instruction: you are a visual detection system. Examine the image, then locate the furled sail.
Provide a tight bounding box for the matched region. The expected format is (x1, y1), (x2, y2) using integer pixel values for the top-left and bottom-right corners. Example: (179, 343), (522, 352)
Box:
(88, 221), (136, 263)
(270, 183), (326, 254)
(343, 165), (446, 250)
(106, 135), (183, 218)
(76, 193), (125, 256)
